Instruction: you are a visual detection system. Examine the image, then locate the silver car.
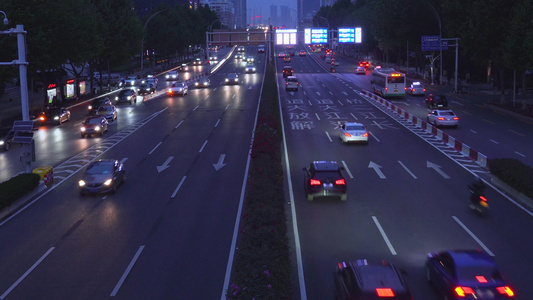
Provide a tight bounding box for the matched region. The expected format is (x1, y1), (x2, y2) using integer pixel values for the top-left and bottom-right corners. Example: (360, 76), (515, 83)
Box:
(168, 82), (188, 96)
(97, 105), (117, 121)
(339, 122), (369, 144)
(166, 70), (179, 80)
(427, 109), (459, 127)
(407, 82), (425, 95)
(78, 159), (125, 194)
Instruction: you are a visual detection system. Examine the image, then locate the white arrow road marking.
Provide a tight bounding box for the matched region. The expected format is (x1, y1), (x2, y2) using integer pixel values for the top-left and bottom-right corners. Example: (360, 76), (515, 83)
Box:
(157, 156), (174, 173)
(368, 161), (386, 179)
(213, 154), (227, 171)
(427, 161), (450, 179)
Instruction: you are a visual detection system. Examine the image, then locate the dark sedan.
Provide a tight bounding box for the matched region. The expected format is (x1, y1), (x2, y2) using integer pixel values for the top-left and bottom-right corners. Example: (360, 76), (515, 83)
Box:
(115, 88), (137, 105)
(303, 161), (347, 201)
(88, 97), (112, 115)
(78, 159), (125, 194)
(80, 116), (109, 138)
(138, 83), (155, 95)
(37, 107), (71, 125)
(426, 250), (515, 299)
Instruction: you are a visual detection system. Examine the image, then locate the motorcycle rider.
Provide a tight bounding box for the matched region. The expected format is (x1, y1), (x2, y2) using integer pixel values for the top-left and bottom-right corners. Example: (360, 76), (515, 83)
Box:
(468, 176), (486, 206)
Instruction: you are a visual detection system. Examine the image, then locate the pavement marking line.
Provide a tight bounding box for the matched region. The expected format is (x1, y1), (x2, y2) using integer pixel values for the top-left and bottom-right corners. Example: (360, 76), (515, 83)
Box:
(369, 132), (380, 142)
(470, 129), (478, 134)
(372, 216), (397, 255)
(508, 129), (524, 136)
(315, 113), (321, 120)
(148, 142), (162, 155)
(514, 151), (526, 157)
(482, 119), (495, 125)
(215, 119), (221, 127)
(199, 140), (208, 152)
(174, 120), (184, 129)
(451, 101), (464, 106)
(337, 100), (344, 106)
(461, 110), (472, 115)
(110, 245), (145, 297)
(490, 139), (500, 144)
(171, 176), (187, 198)
(350, 112), (358, 120)
(398, 161), (417, 179)
(452, 216), (494, 256)
(325, 131), (333, 142)
(1, 247), (55, 299)
(341, 160), (354, 179)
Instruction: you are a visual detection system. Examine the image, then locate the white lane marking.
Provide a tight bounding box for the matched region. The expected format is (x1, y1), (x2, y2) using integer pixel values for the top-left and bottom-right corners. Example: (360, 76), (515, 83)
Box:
(350, 112), (358, 120)
(514, 151), (526, 157)
(452, 216), (494, 256)
(490, 139), (499, 144)
(398, 161), (417, 179)
(325, 131), (333, 142)
(368, 161), (386, 179)
(315, 113), (321, 121)
(308, 100), (313, 106)
(329, 91), (333, 95)
(148, 142), (162, 155)
(341, 160), (354, 179)
(175, 120), (184, 129)
(225, 105), (230, 110)
(470, 129), (477, 134)
(369, 131), (380, 142)
(171, 176), (187, 198)
(110, 245), (145, 296)
(1, 247), (55, 299)
(452, 101), (464, 106)
(372, 216), (397, 255)
(337, 100), (344, 106)
(199, 140), (208, 152)
(193, 105), (199, 111)
(215, 119), (221, 127)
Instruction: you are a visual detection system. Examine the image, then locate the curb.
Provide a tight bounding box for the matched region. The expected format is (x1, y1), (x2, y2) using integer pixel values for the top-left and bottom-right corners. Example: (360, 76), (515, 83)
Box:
(485, 104), (533, 123)
(0, 181), (47, 223)
(490, 177), (533, 211)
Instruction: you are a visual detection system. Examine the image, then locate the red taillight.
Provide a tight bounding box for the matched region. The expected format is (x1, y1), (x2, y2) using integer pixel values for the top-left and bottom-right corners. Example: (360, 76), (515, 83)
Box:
(375, 288), (394, 297)
(412, 89), (415, 92)
(455, 286), (475, 297)
(335, 179), (346, 185)
(310, 179), (321, 186)
(479, 195), (488, 202)
(423, 88), (426, 92)
(476, 275), (488, 283)
(384, 87), (388, 91)
(344, 132), (352, 137)
(496, 286), (514, 296)
(39, 116), (45, 121)
(362, 132), (369, 137)
(438, 117), (445, 120)
(453, 117), (459, 120)
(404, 87), (407, 90)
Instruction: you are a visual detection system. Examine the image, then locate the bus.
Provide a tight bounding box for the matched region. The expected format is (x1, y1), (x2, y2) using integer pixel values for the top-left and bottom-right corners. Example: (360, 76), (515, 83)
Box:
(371, 67), (406, 97)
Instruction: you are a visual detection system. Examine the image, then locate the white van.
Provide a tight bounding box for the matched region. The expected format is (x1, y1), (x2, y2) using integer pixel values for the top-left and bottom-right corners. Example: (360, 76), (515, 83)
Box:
(285, 76), (299, 91)
(101, 73), (122, 87)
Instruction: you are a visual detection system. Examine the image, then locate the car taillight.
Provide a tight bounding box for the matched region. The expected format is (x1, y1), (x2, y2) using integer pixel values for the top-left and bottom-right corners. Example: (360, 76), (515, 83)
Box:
(438, 117), (445, 120)
(310, 179), (321, 185)
(404, 87), (407, 90)
(453, 117), (459, 120)
(496, 286), (514, 296)
(423, 88), (426, 92)
(479, 195), (488, 202)
(344, 132), (352, 137)
(39, 116), (45, 121)
(384, 87), (388, 91)
(335, 179), (346, 185)
(476, 275), (488, 283)
(375, 288), (394, 297)
(362, 132), (369, 137)
(455, 286), (475, 297)
(412, 89), (415, 92)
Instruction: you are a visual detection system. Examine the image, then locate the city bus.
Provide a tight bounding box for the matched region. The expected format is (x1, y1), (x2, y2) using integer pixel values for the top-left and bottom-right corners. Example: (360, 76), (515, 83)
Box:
(371, 67), (406, 97)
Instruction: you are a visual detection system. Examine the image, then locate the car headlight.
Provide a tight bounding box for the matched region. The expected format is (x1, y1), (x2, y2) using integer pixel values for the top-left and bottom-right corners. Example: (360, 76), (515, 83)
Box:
(95, 126), (101, 131)
(78, 180), (86, 187)
(81, 127), (86, 132)
(127, 96), (131, 100)
(104, 179), (113, 186)
(0, 140), (5, 146)
(54, 116), (59, 120)
(115, 96), (119, 100)
(195, 82), (199, 86)
(225, 78), (229, 82)
(168, 89), (172, 93)
(252, 68), (256, 71)
(88, 105), (93, 110)
(166, 75), (169, 78)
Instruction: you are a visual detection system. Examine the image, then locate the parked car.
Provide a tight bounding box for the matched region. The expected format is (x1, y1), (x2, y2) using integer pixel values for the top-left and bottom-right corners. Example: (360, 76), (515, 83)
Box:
(225, 73), (239, 85)
(168, 82), (188, 96)
(78, 159), (125, 195)
(303, 161), (347, 201)
(88, 97), (112, 115)
(37, 107), (71, 125)
(115, 89), (137, 105)
(427, 109), (459, 127)
(339, 122), (369, 144)
(97, 105), (117, 121)
(80, 116), (109, 138)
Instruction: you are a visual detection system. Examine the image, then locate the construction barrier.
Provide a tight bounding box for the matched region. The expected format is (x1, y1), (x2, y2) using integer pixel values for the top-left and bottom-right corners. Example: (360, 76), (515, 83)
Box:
(33, 166), (54, 187)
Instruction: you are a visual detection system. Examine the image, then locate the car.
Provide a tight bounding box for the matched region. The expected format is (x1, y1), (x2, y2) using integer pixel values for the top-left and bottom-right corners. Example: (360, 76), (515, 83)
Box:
(288, 50), (295, 57)
(425, 94), (448, 108)
(245, 65), (256, 73)
(142, 75), (157, 87)
(97, 104), (117, 121)
(257, 45), (265, 53)
(193, 57), (203, 65)
(426, 250), (515, 300)
(166, 70), (179, 80)
(237, 46), (245, 52)
(283, 56), (291, 63)
(225, 73), (239, 85)
(427, 109), (459, 127)
(339, 122), (369, 144)
(168, 81), (188, 96)
(334, 259), (413, 300)
(180, 64), (189, 72)
(325, 56), (332, 64)
(355, 66), (366, 75)
(80, 116), (109, 138)
(124, 75), (138, 86)
(88, 97), (112, 115)
(331, 59), (340, 66)
(195, 78), (211, 88)
(359, 61), (370, 70)
(282, 66), (293, 78)
(246, 56), (255, 64)
(278, 52), (286, 58)
(406, 81), (426, 95)
(303, 161), (347, 201)
(37, 107), (71, 125)
(0, 130), (15, 151)
(115, 88), (137, 105)
(78, 159), (125, 195)
(285, 76), (299, 91)
(235, 53), (243, 59)
(298, 50), (306, 56)
(138, 83), (155, 95)
(209, 55), (218, 63)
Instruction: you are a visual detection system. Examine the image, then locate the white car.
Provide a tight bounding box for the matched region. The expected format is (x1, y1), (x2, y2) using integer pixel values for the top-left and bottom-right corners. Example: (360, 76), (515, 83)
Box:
(168, 82), (188, 96)
(427, 110), (459, 127)
(406, 82), (425, 95)
(355, 66), (366, 75)
(339, 122), (369, 144)
(285, 76), (299, 91)
(235, 53), (243, 59)
(166, 70), (179, 80)
(245, 65), (256, 73)
(124, 76), (138, 86)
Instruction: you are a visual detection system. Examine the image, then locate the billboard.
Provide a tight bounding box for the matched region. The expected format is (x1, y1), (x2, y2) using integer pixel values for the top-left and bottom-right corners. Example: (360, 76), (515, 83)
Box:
(304, 28), (328, 44)
(275, 29), (297, 45)
(338, 27), (362, 43)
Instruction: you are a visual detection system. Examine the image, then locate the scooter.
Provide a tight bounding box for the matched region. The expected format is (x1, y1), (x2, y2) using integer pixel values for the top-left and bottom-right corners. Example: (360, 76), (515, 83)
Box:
(468, 190), (489, 216)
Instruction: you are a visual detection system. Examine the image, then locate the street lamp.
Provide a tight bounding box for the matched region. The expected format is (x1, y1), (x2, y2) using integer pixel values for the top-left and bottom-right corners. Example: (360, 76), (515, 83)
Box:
(206, 19), (220, 74)
(314, 15), (332, 49)
(425, 2), (442, 85)
(141, 9), (166, 72)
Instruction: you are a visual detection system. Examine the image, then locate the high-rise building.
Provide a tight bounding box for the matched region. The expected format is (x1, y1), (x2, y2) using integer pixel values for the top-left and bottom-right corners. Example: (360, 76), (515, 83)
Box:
(270, 5), (278, 27)
(200, 0), (235, 28)
(280, 5), (290, 28)
(232, 0), (247, 29)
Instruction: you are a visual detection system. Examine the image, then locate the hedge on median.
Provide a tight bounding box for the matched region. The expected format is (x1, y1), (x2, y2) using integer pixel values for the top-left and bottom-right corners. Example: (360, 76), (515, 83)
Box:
(0, 173), (41, 211)
(490, 158), (533, 199)
(226, 61), (292, 299)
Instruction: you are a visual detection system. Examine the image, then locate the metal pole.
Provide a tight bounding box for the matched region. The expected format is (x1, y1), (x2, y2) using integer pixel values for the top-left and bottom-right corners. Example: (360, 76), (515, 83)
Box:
(141, 10), (166, 72)
(17, 25), (29, 122)
(454, 39), (459, 93)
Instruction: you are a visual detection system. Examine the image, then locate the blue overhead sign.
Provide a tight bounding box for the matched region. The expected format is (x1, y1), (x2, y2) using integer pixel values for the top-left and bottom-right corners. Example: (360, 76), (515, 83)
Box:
(304, 28), (328, 44)
(422, 35), (448, 51)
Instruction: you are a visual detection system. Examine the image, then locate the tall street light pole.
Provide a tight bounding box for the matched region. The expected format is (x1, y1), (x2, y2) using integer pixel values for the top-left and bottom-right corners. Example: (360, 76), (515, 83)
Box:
(426, 2), (442, 85)
(206, 19), (220, 75)
(141, 9), (165, 72)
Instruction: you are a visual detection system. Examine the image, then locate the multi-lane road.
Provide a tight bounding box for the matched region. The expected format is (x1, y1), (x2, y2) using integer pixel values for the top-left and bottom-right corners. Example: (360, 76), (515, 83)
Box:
(0, 44), (532, 299)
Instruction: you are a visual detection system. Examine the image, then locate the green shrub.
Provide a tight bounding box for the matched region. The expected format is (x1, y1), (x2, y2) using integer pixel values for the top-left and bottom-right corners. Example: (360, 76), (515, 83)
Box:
(226, 62), (292, 299)
(490, 158), (533, 199)
(0, 173), (41, 210)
